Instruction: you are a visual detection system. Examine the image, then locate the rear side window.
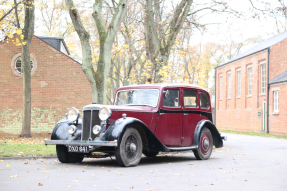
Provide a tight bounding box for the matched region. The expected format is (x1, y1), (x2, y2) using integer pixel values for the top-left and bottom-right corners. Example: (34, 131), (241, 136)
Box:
(162, 89), (179, 107)
(183, 90), (197, 108)
(200, 92), (209, 109)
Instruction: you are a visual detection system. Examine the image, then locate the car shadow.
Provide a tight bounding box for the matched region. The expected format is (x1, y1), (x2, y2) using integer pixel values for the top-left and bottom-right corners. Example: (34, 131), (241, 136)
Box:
(74, 154), (198, 168)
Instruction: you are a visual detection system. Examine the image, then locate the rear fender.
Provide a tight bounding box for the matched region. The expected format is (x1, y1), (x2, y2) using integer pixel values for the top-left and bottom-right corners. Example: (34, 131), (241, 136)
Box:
(51, 119), (82, 141)
(100, 117), (169, 152)
(192, 120), (223, 148)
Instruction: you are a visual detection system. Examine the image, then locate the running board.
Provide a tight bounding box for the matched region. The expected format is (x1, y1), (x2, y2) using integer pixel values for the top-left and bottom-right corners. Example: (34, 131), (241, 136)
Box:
(167, 146), (198, 152)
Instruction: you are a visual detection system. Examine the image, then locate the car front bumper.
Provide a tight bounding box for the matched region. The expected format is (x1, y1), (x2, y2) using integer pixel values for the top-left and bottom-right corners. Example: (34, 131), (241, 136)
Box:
(45, 139), (118, 147)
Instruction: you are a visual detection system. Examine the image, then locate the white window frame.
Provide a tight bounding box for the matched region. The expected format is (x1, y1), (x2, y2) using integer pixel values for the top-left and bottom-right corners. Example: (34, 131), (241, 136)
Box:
(227, 71), (231, 99)
(219, 74), (223, 100)
(247, 65), (252, 96)
(236, 68), (241, 97)
(260, 62), (266, 94)
(274, 91), (279, 113)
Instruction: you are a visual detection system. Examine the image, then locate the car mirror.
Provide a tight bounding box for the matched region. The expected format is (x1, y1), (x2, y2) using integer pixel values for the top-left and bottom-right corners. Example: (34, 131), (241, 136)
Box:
(164, 90), (169, 98)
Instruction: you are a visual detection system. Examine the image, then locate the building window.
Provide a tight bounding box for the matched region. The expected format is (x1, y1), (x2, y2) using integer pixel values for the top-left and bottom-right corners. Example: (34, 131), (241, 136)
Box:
(15, 57), (34, 74)
(260, 63), (266, 94)
(227, 72), (231, 99)
(219, 75), (223, 99)
(274, 91), (279, 112)
(247, 66), (252, 96)
(11, 53), (37, 77)
(237, 69), (241, 97)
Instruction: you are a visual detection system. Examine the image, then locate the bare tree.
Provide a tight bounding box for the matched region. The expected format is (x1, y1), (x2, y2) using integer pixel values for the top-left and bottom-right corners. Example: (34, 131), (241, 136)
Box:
(65, 0), (127, 104)
(20, 0), (35, 137)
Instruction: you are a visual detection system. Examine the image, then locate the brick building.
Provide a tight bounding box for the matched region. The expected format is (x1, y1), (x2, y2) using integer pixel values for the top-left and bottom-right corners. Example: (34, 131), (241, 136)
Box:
(215, 32), (287, 135)
(0, 35), (92, 137)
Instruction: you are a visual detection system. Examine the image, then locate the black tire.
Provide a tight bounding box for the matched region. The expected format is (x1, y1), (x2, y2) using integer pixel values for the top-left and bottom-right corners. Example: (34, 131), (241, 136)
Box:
(143, 150), (159, 158)
(115, 128), (142, 167)
(56, 145), (84, 163)
(193, 127), (213, 160)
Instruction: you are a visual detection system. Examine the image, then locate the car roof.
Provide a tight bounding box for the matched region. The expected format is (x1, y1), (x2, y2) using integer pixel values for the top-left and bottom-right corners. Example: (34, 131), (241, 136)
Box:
(117, 83), (207, 92)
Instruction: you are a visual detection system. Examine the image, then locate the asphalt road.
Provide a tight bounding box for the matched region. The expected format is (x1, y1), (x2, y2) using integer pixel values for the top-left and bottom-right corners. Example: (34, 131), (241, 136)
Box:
(1, 133), (287, 191)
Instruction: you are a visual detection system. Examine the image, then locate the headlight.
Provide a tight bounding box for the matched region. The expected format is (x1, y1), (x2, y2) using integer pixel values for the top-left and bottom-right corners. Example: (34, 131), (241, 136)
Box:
(92, 125), (102, 135)
(99, 107), (112, 121)
(68, 125), (77, 135)
(66, 107), (80, 122)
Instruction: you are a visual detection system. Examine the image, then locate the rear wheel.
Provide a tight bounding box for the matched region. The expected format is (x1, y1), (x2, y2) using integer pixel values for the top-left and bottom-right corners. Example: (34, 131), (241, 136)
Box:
(143, 150), (159, 157)
(115, 128), (142, 167)
(193, 127), (213, 160)
(56, 145), (84, 163)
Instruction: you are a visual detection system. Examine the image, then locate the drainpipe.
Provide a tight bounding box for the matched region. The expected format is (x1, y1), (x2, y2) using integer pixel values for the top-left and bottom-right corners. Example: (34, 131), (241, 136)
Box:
(214, 69), (217, 125)
(266, 47), (270, 134)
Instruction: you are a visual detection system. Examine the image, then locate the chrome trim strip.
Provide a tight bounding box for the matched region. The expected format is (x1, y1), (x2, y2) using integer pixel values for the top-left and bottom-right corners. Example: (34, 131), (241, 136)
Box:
(89, 110), (93, 140)
(45, 139), (117, 147)
(168, 146), (198, 152)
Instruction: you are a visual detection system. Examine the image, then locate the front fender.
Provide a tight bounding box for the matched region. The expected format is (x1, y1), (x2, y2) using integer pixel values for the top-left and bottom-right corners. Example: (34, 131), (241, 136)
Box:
(51, 118), (82, 141)
(100, 117), (169, 152)
(192, 120), (223, 148)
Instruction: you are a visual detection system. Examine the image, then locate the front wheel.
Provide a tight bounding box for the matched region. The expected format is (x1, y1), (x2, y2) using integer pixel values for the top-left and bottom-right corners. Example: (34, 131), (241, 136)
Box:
(115, 128), (142, 167)
(56, 145), (84, 163)
(193, 127), (213, 160)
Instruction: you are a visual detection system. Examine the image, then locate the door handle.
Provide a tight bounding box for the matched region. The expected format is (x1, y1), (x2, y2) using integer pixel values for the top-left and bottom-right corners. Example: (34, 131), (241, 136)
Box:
(160, 113), (165, 115)
(184, 113), (188, 116)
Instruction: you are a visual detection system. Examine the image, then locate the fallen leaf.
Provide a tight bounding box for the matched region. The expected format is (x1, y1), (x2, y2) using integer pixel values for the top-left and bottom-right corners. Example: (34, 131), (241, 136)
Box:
(244, 180), (248, 181)
(117, 171), (123, 175)
(42, 171), (49, 173)
(24, 162), (28, 164)
(10, 175), (18, 178)
(7, 164), (10, 167)
(46, 176), (49, 179)
(38, 183), (43, 186)
(174, 173), (181, 176)
(73, 180), (78, 182)
(129, 186), (134, 189)
(82, 171), (84, 172)
(93, 185), (97, 187)
(189, 163), (194, 165)
(68, 185), (71, 188)
(114, 188), (120, 190)
(0, 160), (3, 162)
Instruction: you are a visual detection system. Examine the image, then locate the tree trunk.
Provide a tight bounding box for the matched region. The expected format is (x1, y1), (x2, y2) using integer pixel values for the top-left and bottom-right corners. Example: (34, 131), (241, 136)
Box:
(65, 0), (98, 103)
(20, 0), (35, 138)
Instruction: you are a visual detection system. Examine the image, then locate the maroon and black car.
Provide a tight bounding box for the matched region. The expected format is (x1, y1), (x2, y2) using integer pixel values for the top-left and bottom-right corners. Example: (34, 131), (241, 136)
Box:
(45, 83), (226, 167)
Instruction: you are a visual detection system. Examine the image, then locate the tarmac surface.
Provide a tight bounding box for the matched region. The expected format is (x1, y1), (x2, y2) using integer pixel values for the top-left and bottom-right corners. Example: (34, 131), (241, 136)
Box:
(0, 133), (287, 191)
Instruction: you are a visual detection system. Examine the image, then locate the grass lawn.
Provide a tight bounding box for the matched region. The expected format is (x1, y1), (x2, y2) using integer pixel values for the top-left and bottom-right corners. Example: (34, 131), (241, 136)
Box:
(0, 137), (56, 157)
(219, 129), (287, 139)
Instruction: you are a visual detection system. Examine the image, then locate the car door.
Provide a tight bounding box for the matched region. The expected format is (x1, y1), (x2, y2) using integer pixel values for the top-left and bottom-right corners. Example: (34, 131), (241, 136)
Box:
(181, 89), (201, 146)
(155, 88), (182, 147)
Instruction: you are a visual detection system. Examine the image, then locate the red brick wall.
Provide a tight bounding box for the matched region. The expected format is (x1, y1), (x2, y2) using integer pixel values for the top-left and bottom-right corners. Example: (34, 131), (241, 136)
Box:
(0, 36), (92, 136)
(269, 39), (287, 80)
(269, 83), (287, 135)
(216, 50), (268, 133)
(216, 37), (287, 135)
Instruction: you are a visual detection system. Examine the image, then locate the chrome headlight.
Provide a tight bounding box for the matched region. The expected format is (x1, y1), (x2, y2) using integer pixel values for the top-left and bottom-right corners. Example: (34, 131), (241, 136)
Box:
(68, 125), (77, 135)
(66, 107), (80, 122)
(99, 107), (112, 121)
(92, 125), (102, 135)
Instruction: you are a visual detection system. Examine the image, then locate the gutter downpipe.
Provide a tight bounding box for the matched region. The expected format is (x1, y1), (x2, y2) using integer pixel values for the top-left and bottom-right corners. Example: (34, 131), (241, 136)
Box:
(214, 69), (217, 125)
(267, 47), (270, 134)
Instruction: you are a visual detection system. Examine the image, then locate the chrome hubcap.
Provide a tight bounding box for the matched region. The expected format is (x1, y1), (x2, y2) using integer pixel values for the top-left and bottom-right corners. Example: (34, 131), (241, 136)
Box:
(204, 139), (209, 148)
(130, 143), (136, 152)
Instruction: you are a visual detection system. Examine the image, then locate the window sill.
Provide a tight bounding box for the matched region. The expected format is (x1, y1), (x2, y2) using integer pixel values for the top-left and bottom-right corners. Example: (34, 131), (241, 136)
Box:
(219, 99), (222, 101)
(246, 95), (252, 98)
(236, 96), (241, 99)
(259, 93), (266, 96)
(227, 98), (231, 100)
(272, 112), (279, 115)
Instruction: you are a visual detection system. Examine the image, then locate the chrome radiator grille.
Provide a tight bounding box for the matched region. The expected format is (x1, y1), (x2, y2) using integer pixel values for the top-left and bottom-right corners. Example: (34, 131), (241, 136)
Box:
(82, 110), (101, 140)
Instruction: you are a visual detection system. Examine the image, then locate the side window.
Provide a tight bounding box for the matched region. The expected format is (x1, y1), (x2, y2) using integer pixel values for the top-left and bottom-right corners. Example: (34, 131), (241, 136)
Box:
(162, 89), (179, 107)
(183, 90), (197, 108)
(200, 92), (209, 109)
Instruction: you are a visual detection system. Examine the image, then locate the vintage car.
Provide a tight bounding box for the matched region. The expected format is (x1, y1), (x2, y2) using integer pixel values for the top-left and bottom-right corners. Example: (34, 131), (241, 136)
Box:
(45, 83), (226, 167)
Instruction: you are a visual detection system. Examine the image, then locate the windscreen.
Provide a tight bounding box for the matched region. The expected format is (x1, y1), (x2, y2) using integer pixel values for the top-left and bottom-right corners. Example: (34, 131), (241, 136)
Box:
(115, 89), (159, 107)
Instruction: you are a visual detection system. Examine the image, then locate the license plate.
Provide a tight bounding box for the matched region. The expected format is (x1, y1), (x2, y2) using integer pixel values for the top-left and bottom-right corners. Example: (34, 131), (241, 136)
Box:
(67, 145), (89, 153)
